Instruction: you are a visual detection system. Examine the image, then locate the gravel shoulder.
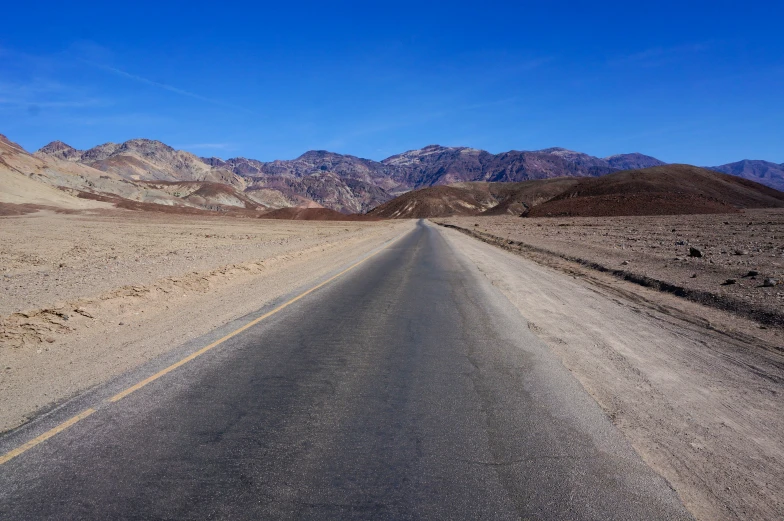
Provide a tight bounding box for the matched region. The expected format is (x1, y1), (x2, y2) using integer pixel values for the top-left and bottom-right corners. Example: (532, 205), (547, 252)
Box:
(438, 223), (784, 521)
(0, 209), (413, 432)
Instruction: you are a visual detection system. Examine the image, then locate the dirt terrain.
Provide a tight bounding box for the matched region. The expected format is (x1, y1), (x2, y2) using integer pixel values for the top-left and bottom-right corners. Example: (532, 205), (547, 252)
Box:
(440, 226), (784, 521)
(0, 209), (412, 432)
(260, 206), (379, 221)
(438, 210), (784, 326)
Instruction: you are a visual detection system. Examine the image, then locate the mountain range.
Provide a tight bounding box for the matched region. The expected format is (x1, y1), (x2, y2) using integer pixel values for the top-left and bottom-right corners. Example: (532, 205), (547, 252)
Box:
(2, 133), (780, 214)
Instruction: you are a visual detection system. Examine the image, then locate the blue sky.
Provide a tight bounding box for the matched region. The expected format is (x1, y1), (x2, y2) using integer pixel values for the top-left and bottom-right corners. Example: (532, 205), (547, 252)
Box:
(1, 1), (782, 165)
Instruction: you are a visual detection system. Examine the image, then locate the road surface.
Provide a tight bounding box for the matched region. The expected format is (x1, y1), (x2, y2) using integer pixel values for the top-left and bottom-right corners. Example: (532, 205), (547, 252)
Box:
(0, 220), (691, 520)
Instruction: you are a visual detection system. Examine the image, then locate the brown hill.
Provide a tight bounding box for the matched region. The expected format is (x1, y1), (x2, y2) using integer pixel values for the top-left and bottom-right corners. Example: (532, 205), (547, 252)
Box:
(367, 179), (584, 219)
(528, 165), (784, 217)
(478, 178), (581, 216)
(368, 165), (784, 219)
(367, 185), (499, 219)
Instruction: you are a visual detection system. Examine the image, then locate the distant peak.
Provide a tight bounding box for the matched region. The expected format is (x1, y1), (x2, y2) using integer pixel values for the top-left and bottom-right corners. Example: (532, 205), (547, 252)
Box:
(537, 147), (581, 155)
(38, 140), (78, 153)
(120, 138), (174, 151)
(36, 140), (83, 161)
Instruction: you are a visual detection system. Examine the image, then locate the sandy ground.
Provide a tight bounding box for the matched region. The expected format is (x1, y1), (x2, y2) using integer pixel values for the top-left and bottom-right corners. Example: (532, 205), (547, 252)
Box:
(438, 210), (784, 327)
(0, 209), (412, 432)
(439, 225), (784, 521)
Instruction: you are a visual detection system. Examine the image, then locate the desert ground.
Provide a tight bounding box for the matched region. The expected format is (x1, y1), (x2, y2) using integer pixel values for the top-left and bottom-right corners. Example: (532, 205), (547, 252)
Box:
(438, 209), (784, 327)
(0, 208), (412, 432)
(3, 206), (784, 520)
(436, 213), (784, 520)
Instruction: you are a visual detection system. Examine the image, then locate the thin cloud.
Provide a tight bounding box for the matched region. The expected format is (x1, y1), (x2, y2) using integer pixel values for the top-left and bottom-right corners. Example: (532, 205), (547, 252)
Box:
(0, 97), (106, 108)
(85, 61), (249, 112)
(609, 42), (713, 67)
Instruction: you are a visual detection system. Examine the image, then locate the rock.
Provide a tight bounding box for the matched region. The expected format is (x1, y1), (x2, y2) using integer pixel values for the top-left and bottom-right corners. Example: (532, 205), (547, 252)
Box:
(689, 246), (703, 258)
(621, 260), (629, 266)
(74, 308), (94, 318)
(763, 278), (778, 287)
(722, 279), (737, 285)
(734, 249), (749, 255)
(745, 270), (759, 277)
(690, 273), (697, 278)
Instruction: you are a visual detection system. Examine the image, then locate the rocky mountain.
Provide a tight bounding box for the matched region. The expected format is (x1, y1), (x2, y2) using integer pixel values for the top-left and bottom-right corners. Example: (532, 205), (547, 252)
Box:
(36, 138), (244, 188)
(2, 136), (265, 214)
(36, 140), (83, 162)
(710, 160), (784, 192)
(380, 145), (665, 189)
(202, 151), (402, 212)
(36, 140), (395, 213)
(606, 153), (666, 170)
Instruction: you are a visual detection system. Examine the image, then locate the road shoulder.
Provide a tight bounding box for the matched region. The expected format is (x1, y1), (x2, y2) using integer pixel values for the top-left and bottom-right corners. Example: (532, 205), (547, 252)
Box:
(438, 224), (784, 521)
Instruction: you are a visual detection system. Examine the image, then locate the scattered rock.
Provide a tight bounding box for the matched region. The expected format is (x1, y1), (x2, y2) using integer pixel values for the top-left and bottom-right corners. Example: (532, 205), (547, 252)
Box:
(689, 246), (703, 258)
(722, 279), (737, 285)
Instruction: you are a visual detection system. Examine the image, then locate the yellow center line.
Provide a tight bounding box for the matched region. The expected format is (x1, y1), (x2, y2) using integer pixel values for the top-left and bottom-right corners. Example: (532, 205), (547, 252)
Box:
(0, 229), (407, 466)
(0, 409), (96, 465)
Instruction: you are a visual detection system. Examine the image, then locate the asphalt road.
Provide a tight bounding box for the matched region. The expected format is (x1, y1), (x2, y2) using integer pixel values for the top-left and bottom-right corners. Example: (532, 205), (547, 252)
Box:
(0, 220), (692, 520)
